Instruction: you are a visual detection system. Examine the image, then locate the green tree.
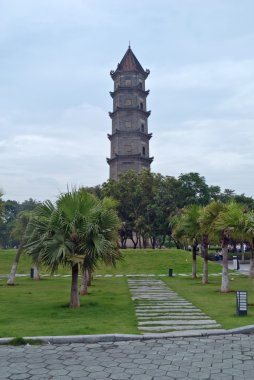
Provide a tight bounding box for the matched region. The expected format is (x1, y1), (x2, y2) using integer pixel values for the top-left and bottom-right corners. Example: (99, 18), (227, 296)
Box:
(177, 173), (211, 207)
(102, 170), (154, 248)
(25, 190), (121, 308)
(147, 175), (180, 248)
(0, 198), (39, 248)
(0, 200), (20, 248)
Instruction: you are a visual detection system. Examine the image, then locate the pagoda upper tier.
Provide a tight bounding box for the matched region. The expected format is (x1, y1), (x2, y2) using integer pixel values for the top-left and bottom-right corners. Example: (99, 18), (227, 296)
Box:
(110, 46), (150, 79)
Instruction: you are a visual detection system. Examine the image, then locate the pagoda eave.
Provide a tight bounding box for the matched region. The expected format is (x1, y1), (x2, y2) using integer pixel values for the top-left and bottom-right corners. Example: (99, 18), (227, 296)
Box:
(107, 154), (154, 165)
(108, 130), (152, 140)
(110, 87), (149, 98)
(110, 68), (149, 80)
(109, 107), (151, 119)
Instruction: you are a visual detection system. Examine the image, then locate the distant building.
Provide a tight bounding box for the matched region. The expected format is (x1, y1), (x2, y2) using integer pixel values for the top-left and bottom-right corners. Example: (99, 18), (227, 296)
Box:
(107, 46), (153, 180)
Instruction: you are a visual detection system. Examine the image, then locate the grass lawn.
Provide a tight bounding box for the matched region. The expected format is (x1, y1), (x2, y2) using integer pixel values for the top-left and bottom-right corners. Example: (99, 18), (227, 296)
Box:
(0, 248), (253, 337)
(0, 248), (222, 275)
(0, 249), (32, 274)
(164, 275), (254, 330)
(0, 276), (138, 337)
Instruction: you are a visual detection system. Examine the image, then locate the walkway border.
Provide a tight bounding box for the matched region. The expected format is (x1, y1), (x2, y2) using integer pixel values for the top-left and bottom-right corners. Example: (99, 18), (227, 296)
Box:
(1, 325), (254, 345)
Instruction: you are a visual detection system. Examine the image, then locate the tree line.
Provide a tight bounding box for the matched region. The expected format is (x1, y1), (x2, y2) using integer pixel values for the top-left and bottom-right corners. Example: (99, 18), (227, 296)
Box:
(0, 197), (40, 248)
(86, 170), (254, 249)
(1, 171), (254, 250)
(171, 201), (254, 293)
(1, 171), (254, 306)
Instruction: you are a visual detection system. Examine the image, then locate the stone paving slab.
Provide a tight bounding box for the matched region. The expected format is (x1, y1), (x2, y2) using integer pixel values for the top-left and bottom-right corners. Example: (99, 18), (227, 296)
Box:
(1, 334), (254, 379)
(138, 315), (210, 320)
(139, 320), (218, 326)
(139, 324), (222, 331)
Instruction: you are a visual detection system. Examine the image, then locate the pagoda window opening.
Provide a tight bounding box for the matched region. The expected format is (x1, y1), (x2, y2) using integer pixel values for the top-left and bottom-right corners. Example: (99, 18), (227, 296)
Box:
(140, 102), (143, 110)
(141, 124), (144, 132)
(142, 147), (145, 156)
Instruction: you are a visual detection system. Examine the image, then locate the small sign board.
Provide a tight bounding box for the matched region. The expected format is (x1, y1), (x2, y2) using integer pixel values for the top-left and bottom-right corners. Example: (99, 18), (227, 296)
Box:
(236, 291), (247, 316)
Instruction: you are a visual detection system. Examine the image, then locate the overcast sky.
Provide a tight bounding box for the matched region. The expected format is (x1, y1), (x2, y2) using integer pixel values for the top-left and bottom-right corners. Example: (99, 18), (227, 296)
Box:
(1, 0), (254, 202)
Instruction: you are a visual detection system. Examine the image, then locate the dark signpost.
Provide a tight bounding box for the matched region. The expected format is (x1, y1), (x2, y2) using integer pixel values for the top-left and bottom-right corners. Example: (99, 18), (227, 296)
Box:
(236, 291), (247, 316)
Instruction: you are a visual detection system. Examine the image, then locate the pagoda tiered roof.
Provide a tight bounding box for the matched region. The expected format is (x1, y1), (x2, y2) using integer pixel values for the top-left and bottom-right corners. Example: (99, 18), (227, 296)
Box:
(110, 47), (150, 79)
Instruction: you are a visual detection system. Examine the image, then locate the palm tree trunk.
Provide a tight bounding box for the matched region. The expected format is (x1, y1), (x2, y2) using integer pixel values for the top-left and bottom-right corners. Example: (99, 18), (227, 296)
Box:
(192, 245), (197, 279)
(221, 232), (230, 293)
(80, 266), (88, 295)
(7, 243), (23, 286)
(202, 235), (209, 284)
(241, 243), (245, 261)
(32, 264), (40, 280)
(86, 269), (92, 286)
(250, 240), (254, 277)
(70, 263), (80, 308)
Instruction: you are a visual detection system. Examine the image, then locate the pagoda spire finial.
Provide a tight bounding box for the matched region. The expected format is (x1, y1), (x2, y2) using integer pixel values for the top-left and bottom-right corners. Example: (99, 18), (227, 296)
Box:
(128, 40), (131, 49)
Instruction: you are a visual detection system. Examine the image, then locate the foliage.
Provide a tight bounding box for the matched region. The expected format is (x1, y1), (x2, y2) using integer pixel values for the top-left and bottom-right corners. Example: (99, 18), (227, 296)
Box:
(101, 170), (254, 249)
(1, 170), (254, 251)
(0, 198), (40, 248)
(7, 337), (44, 346)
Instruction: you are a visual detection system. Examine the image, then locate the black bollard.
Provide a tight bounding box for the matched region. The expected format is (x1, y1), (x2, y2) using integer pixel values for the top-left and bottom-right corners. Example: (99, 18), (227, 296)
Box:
(168, 268), (173, 277)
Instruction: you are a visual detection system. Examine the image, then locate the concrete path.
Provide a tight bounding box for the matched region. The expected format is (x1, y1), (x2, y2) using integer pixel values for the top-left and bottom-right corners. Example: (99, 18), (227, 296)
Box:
(1, 334), (254, 379)
(128, 279), (222, 334)
(227, 262), (250, 275)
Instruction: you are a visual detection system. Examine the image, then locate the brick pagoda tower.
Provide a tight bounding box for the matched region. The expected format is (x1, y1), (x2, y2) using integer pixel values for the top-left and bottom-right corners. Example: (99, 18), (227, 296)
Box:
(107, 46), (153, 179)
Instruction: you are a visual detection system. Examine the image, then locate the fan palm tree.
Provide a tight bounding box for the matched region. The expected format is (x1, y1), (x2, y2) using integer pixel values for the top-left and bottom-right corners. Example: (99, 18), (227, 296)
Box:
(199, 201), (226, 285)
(243, 210), (254, 277)
(25, 189), (121, 308)
(172, 205), (202, 279)
(213, 201), (245, 292)
(181, 205), (202, 279)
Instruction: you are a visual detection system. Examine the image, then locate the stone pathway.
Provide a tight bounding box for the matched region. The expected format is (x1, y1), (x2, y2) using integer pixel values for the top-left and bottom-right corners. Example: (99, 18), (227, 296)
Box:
(1, 334), (254, 379)
(128, 278), (222, 334)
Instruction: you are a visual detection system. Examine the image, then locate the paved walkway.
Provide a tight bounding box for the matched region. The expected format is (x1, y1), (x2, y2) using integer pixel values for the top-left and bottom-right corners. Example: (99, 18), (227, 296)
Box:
(1, 334), (254, 379)
(128, 279), (222, 334)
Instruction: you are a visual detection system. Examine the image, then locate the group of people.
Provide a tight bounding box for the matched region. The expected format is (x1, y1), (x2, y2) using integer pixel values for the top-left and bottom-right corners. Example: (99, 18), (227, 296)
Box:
(228, 243), (248, 253)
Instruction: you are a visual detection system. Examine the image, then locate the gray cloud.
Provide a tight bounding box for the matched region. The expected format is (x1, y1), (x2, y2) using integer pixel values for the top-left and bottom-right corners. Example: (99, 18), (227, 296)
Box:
(0, 0), (254, 200)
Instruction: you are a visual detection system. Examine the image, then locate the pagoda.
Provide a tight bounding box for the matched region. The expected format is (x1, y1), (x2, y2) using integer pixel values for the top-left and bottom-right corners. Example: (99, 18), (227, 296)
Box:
(107, 46), (153, 179)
